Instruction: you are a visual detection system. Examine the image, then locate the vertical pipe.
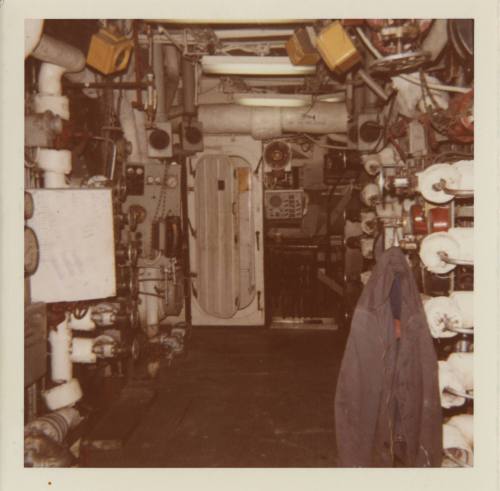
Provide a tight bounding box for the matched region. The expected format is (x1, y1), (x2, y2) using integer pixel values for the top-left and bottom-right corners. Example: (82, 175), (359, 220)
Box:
(164, 45), (181, 116)
(153, 42), (167, 123)
(181, 58), (197, 117)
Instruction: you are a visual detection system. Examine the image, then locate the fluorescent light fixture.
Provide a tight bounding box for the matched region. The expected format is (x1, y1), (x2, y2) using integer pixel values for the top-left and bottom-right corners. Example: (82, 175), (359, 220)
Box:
(317, 92), (346, 103)
(233, 93), (313, 107)
(201, 56), (316, 76)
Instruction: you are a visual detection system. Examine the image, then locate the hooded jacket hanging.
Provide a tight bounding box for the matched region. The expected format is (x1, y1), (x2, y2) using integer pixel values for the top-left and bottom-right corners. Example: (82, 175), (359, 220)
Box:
(334, 247), (442, 467)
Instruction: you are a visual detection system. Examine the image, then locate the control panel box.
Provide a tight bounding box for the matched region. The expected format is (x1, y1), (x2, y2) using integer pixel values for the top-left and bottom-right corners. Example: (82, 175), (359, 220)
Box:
(147, 122), (173, 158)
(264, 189), (304, 220)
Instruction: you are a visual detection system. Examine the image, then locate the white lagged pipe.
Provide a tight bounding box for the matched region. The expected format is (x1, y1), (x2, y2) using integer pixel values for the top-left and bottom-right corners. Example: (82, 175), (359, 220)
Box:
(31, 34), (86, 73)
(198, 102), (348, 139)
(49, 318), (73, 384)
(36, 148), (71, 188)
(31, 34), (86, 120)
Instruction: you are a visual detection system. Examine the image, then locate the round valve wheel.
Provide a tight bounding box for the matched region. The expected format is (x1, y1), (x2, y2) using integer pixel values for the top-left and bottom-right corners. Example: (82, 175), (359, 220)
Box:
(369, 51), (430, 75)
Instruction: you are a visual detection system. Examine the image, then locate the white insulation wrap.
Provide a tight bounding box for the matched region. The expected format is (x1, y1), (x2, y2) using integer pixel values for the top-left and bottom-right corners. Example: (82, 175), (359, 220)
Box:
(36, 148), (71, 188)
(360, 183), (381, 207)
(450, 291), (474, 328)
(417, 160), (474, 204)
(24, 407), (82, 443)
(49, 319), (72, 383)
(447, 414), (473, 448)
(438, 360), (467, 408)
(71, 338), (97, 364)
(443, 422), (473, 466)
(417, 163), (460, 204)
(446, 352), (473, 391)
(43, 378), (83, 411)
(198, 102), (348, 139)
(419, 227), (474, 274)
(423, 296), (462, 338)
(31, 34), (86, 73)
(68, 310), (96, 331)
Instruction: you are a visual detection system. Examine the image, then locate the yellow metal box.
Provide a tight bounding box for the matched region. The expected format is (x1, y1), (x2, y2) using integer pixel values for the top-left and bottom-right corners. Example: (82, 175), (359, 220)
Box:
(86, 28), (133, 75)
(286, 27), (320, 66)
(316, 21), (361, 74)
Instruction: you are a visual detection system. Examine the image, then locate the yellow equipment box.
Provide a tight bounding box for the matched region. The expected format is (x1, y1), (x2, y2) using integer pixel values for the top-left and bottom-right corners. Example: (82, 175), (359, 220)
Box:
(316, 21), (361, 74)
(286, 27), (320, 66)
(86, 28), (134, 75)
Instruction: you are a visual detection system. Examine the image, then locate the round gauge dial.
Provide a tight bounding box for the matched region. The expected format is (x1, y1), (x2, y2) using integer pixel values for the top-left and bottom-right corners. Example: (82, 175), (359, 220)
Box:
(166, 176), (178, 189)
(25, 192), (34, 220)
(25, 226), (40, 276)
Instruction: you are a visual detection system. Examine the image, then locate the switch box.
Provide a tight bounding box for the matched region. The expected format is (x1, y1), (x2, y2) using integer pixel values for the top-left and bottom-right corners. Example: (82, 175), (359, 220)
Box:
(125, 164), (145, 195)
(86, 28), (133, 75)
(286, 27), (320, 65)
(147, 122), (173, 158)
(180, 121), (204, 154)
(316, 21), (361, 74)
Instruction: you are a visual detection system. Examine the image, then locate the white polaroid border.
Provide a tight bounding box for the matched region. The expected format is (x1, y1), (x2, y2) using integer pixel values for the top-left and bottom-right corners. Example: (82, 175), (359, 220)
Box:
(1, 1), (498, 490)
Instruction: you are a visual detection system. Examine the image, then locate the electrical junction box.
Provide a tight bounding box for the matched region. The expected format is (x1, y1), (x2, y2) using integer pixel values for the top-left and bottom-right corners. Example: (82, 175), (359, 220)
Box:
(316, 21), (361, 74)
(286, 27), (320, 65)
(86, 28), (134, 75)
(180, 121), (204, 154)
(147, 122), (173, 158)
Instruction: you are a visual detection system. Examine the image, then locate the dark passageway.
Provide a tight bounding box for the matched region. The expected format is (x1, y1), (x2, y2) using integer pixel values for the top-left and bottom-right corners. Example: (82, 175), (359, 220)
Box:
(84, 327), (345, 467)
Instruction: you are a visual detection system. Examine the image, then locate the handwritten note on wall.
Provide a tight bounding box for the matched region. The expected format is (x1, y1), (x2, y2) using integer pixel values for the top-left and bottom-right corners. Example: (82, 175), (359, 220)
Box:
(28, 189), (116, 302)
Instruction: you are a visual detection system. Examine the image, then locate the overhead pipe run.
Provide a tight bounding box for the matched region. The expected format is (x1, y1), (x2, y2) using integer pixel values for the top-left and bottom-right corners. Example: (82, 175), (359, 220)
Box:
(28, 33), (87, 187)
(32, 34), (86, 73)
(198, 102), (348, 140)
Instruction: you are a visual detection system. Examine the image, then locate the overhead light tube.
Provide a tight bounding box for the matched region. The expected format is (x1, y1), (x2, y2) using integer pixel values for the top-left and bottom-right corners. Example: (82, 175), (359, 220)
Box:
(201, 56), (316, 76)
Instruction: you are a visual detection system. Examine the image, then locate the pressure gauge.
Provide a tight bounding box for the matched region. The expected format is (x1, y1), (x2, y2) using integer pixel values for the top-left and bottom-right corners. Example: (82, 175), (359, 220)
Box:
(166, 176), (178, 189)
(25, 192), (34, 220)
(25, 226), (40, 276)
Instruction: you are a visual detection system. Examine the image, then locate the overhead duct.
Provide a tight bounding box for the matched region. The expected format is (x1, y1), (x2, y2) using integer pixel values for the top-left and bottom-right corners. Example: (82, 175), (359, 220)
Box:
(198, 102), (348, 139)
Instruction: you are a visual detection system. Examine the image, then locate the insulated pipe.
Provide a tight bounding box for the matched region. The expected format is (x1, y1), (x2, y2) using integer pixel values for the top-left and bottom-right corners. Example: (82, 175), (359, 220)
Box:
(164, 45), (180, 116)
(25, 19), (45, 58)
(36, 148), (71, 188)
(38, 63), (67, 96)
(120, 91), (142, 162)
(31, 34), (86, 73)
(24, 407), (82, 443)
(198, 102), (348, 139)
(153, 42), (167, 122)
(49, 318), (73, 383)
(181, 58), (197, 116)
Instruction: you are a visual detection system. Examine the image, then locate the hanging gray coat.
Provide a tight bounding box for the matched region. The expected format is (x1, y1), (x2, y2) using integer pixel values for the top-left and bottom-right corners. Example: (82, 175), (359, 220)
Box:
(335, 247), (442, 467)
